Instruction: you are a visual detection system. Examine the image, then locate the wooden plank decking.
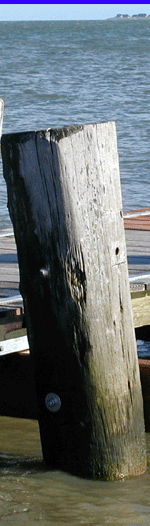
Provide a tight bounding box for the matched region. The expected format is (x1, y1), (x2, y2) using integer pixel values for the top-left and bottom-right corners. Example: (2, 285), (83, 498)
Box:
(124, 208), (150, 231)
(125, 210), (150, 328)
(0, 229), (20, 302)
(124, 209), (150, 283)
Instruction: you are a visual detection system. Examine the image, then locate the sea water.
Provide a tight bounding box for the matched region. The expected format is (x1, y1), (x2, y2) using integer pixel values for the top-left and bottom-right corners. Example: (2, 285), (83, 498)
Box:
(0, 19), (150, 228)
(0, 416), (150, 526)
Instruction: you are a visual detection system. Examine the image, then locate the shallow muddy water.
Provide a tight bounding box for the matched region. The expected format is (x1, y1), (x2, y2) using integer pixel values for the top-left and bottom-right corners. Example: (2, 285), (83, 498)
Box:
(0, 416), (150, 525)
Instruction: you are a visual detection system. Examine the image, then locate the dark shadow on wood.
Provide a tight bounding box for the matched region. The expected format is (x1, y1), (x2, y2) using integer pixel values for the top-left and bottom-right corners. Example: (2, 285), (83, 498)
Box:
(0, 353), (38, 419)
(2, 130), (94, 478)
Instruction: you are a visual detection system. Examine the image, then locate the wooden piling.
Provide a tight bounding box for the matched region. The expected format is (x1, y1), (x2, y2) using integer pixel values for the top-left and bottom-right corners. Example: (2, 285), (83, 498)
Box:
(0, 98), (4, 139)
(1, 123), (147, 479)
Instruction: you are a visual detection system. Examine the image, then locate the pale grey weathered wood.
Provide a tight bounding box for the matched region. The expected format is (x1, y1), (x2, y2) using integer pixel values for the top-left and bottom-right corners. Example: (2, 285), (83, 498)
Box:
(0, 295), (22, 307)
(126, 229), (150, 276)
(0, 232), (19, 287)
(0, 335), (28, 356)
(1, 123), (147, 479)
(49, 123), (146, 477)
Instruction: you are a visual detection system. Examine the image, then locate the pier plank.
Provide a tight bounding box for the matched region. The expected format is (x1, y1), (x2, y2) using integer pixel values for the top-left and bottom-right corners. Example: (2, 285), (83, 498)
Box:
(0, 334), (29, 356)
(124, 209), (150, 230)
(125, 227), (150, 327)
(0, 231), (19, 294)
(131, 292), (150, 328)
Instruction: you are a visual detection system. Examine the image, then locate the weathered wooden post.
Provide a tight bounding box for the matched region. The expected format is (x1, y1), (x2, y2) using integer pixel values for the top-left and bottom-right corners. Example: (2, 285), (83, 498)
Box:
(1, 123), (147, 479)
(0, 98), (4, 139)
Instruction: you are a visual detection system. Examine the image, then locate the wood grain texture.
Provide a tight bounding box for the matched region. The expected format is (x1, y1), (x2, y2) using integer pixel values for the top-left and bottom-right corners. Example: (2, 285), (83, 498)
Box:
(1, 123), (147, 479)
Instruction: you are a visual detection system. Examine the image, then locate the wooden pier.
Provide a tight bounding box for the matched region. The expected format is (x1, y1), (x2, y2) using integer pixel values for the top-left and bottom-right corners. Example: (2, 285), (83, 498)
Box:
(1, 212), (150, 330)
(0, 229), (19, 300)
(124, 209), (150, 329)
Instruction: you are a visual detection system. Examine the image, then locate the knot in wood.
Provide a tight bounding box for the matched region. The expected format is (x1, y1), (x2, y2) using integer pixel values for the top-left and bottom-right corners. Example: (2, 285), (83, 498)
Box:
(66, 246), (86, 309)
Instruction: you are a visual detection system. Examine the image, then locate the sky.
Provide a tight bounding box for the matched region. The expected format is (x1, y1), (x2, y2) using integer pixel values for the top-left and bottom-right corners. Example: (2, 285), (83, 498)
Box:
(0, 4), (150, 21)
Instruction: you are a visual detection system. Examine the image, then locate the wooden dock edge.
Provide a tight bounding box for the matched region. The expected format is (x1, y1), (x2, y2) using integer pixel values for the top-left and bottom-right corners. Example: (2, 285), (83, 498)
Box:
(131, 289), (150, 328)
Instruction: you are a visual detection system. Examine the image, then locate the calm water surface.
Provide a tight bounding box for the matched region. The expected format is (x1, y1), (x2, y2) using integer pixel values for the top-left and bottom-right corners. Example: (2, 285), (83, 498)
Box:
(0, 19), (150, 228)
(0, 417), (150, 526)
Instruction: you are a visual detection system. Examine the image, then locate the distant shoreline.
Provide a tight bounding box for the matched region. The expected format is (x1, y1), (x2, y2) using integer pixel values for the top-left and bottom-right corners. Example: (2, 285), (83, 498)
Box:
(113, 14), (150, 20)
(0, 18), (150, 23)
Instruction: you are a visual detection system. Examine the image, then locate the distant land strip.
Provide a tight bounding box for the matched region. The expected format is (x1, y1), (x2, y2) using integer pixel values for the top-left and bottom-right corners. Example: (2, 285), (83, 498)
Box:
(114, 13), (150, 19)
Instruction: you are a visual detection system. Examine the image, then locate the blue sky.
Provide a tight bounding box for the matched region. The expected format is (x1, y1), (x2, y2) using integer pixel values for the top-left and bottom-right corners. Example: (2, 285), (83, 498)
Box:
(0, 4), (150, 21)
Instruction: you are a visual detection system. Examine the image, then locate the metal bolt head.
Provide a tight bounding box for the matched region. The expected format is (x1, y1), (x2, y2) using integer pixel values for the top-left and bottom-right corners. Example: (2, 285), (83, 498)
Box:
(45, 393), (61, 412)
